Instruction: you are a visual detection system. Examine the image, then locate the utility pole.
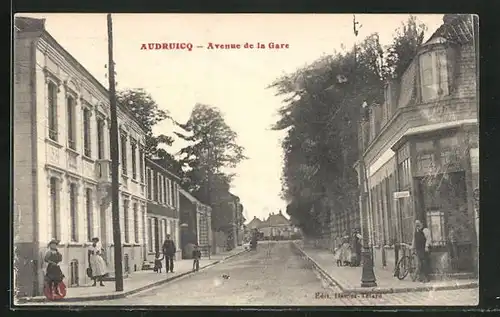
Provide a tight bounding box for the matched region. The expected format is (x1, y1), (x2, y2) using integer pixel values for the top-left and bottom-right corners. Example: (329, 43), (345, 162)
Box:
(107, 13), (124, 292)
(353, 14), (377, 288)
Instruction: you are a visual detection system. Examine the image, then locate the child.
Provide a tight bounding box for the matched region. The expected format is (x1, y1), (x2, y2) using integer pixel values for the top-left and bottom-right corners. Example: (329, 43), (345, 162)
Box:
(192, 244), (201, 272)
(333, 247), (342, 267)
(154, 252), (164, 273)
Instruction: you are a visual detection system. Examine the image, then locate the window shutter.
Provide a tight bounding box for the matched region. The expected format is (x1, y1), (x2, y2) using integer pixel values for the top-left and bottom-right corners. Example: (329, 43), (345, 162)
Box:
(446, 45), (459, 93)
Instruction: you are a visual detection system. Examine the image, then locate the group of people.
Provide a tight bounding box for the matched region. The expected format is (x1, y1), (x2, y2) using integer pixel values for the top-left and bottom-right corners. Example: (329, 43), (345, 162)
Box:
(44, 236), (108, 296)
(332, 220), (433, 283)
(154, 235), (202, 273)
(333, 229), (363, 267)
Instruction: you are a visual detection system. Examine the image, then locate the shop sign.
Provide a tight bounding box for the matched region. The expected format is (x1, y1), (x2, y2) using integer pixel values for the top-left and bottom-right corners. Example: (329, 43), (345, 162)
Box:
(393, 191), (410, 199)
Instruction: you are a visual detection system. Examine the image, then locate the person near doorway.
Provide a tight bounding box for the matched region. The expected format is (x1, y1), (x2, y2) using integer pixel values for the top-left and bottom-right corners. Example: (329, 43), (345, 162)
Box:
(411, 220), (432, 283)
(88, 237), (107, 286)
(350, 229), (363, 267)
(339, 231), (351, 266)
(162, 234), (176, 273)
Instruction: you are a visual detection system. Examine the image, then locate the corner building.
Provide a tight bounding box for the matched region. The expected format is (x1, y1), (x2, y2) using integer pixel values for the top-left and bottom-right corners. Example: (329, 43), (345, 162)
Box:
(14, 17), (148, 297)
(355, 15), (478, 277)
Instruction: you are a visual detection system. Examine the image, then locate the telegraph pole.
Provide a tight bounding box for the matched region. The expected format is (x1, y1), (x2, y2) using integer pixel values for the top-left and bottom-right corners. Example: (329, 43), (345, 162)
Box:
(107, 13), (124, 292)
(353, 14), (377, 288)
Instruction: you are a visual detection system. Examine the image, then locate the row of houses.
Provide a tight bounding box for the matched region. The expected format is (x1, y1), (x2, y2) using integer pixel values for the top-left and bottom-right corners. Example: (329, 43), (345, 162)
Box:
(12, 16), (243, 298)
(353, 14), (479, 276)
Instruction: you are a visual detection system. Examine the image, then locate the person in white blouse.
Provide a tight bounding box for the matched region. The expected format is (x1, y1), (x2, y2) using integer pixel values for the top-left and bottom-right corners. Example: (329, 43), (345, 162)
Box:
(88, 237), (107, 286)
(411, 220), (432, 283)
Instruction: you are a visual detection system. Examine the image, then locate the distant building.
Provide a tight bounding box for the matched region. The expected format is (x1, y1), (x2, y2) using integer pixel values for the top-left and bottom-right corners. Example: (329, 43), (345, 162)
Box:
(13, 17), (148, 297)
(257, 211), (294, 239)
(144, 158), (181, 263)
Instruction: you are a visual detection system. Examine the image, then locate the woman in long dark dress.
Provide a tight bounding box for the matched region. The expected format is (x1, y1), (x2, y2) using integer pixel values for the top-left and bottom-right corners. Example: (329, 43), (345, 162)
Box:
(350, 229), (363, 267)
(44, 239), (64, 295)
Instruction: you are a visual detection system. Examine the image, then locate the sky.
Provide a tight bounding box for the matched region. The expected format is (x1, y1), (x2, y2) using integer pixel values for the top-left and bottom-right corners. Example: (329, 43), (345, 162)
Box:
(18, 13), (444, 223)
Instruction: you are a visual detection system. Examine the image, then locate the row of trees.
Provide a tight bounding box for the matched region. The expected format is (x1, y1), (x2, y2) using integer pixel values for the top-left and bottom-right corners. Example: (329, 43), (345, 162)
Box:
(117, 90), (247, 234)
(269, 16), (427, 237)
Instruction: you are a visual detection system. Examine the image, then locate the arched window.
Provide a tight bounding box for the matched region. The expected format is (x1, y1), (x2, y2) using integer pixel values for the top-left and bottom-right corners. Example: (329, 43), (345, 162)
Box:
(69, 259), (79, 286)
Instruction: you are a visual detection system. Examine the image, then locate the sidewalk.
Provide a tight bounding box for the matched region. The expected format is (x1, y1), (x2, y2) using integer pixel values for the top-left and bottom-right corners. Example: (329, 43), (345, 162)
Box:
(16, 246), (247, 304)
(292, 241), (478, 295)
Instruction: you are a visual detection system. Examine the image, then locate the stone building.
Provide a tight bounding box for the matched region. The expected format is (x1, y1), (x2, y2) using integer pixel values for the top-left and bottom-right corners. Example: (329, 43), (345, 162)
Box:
(13, 17), (148, 297)
(258, 211), (293, 240)
(144, 158), (181, 263)
(355, 14), (478, 276)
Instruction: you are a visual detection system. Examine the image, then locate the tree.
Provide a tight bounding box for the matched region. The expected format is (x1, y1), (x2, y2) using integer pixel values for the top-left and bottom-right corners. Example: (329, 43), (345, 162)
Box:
(117, 88), (183, 174)
(385, 15), (427, 79)
(175, 103), (247, 231)
(270, 33), (386, 238)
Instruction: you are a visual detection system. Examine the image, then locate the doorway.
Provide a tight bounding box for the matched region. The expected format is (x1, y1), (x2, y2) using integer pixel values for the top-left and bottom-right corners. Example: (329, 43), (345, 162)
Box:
(417, 171), (474, 273)
(154, 218), (160, 254)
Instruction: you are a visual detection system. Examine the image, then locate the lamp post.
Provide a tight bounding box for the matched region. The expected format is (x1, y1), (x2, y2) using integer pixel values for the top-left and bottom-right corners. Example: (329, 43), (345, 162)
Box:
(353, 15), (377, 288)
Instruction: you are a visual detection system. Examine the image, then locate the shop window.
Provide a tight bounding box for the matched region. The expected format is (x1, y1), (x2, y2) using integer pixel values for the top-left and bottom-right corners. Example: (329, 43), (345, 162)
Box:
(426, 211), (446, 246)
(69, 259), (79, 286)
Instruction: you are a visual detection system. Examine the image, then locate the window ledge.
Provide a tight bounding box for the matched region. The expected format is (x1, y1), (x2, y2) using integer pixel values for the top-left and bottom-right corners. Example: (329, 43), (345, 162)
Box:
(131, 178), (139, 184)
(82, 155), (95, 163)
(45, 138), (63, 149)
(66, 242), (85, 247)
(66, 147), (80, 156)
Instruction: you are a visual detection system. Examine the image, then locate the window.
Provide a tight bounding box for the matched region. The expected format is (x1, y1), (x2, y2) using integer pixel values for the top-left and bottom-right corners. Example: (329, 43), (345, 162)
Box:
(83, 108), (92, 157)
(153, 172), (158, 201)
(124, 200), (130, 243)
(415, 140), (436, 176)
(398, 159), (411, 189)
(163, 177), (168, 204)
(69, 259), (79, 286)
(86, 188), (93, 242)
(171, 182), (176, 208)
(426, 211), (446, 246)
(97, 118), (105, 159)
(133, 202), (139, 243)
(120, 135), (127, 175)
(139, 148), (144, 182)
(131, 141), (137, 180)
(67, 96), (76, 149)
(148, 218), (153, 252)
(158, 175), (163, 204)
(48, 82), (58, 141)
(440, 136), (461, 169)
(50, 177), (60, 240)
(70, 183), (78, 242)
(419, 50), (449, 102)
(147, 169), (152, 200)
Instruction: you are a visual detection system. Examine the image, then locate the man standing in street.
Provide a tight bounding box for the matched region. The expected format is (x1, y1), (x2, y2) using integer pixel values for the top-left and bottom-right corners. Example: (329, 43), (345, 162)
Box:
(412, 220), (432, 283)
(162, 234), (176, 273)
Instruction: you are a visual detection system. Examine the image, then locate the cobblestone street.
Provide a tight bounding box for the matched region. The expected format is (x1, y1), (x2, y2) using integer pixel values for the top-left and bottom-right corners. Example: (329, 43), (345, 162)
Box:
(31, 241), (478, 306)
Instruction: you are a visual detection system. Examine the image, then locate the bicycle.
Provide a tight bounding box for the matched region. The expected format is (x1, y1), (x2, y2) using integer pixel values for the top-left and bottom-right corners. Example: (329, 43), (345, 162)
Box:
(394, 242), (419, 281)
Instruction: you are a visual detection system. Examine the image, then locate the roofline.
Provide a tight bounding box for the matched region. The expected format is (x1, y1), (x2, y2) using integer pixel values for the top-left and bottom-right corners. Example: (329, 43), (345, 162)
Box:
(145, 157), (181, 181)
(30, 22), (148, 133)
(178, 187), (210, 209)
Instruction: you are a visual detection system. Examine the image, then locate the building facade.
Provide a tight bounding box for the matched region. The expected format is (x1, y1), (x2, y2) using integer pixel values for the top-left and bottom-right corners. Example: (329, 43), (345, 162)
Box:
(178, 188), (212, 258)
(355, 14), (478, 276)
(255, 211), (294, 240)
(14, 17), (148, 297)
(144, 158), (181, 263)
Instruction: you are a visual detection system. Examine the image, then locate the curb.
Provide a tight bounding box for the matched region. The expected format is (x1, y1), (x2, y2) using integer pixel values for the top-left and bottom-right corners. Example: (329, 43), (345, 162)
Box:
(16, 249), (247, 304)
(291, 242), (479, 295)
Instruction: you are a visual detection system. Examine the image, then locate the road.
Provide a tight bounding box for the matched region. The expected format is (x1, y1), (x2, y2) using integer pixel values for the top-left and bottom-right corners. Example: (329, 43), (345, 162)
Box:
(38, 241), (478, 306)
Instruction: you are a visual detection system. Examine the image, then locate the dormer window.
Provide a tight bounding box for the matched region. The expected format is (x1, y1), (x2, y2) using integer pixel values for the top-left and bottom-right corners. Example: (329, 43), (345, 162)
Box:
(419, 48), (449, 102)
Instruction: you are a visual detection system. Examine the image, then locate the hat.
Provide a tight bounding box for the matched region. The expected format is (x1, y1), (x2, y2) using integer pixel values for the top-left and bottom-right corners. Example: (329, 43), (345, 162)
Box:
(48, 239), (59, 246)
(92, 237), (99, 242)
